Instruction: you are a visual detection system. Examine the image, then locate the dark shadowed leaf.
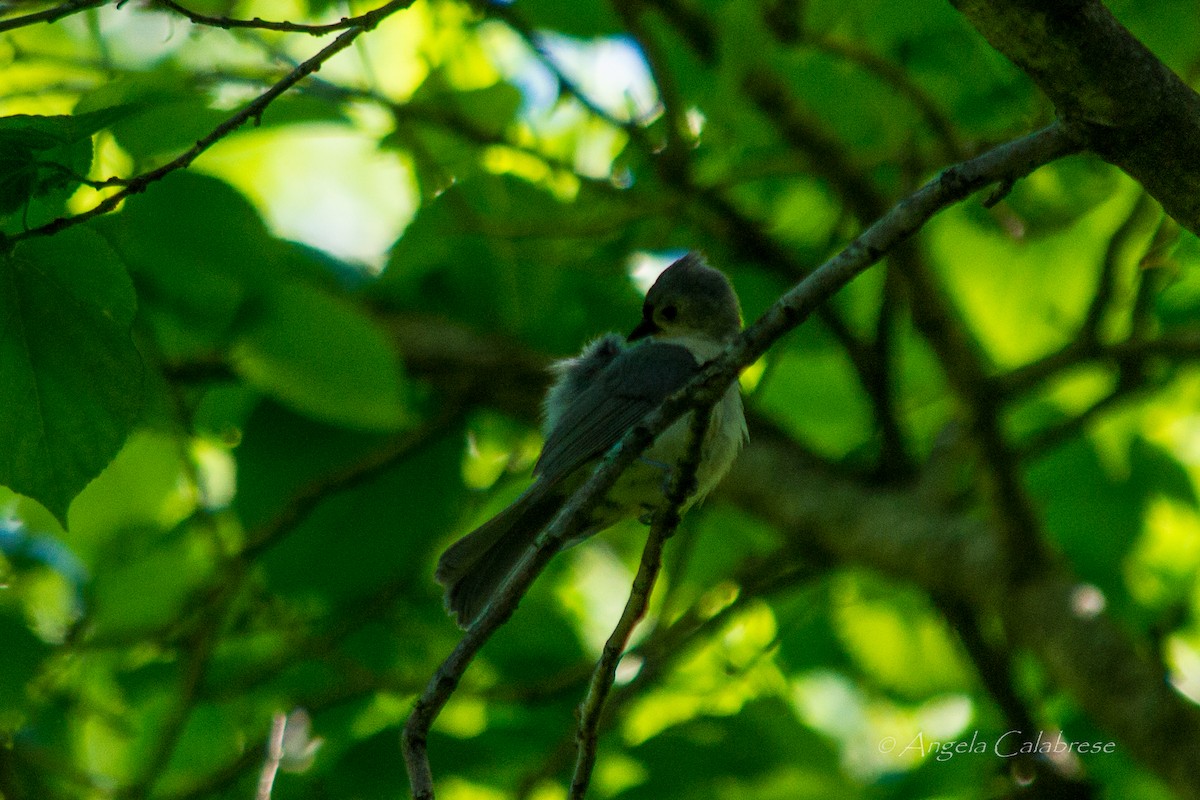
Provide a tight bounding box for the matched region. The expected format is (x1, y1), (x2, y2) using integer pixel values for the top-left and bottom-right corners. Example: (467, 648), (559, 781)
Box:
(0, 227), (143, 524)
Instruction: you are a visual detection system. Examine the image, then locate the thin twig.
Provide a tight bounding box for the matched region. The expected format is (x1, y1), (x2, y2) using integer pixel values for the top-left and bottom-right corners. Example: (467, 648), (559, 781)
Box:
(255, 713), (288, 800)
(997, 334), (1200, 400)
(153, 0), (405, 34)
(1018, 378), (1162, 461)
(936, 598), (1097, 794)
(0, 0), (105, 34)
(869, 270), (912, 478)
(1130, 213), (1181, 342)
(738, 66), (1062, 579)
(1080, 192), (1158, 342)
(482, 1), (651, 132)
(401, 120), (1079, 800)
(611, 0), (688, 163)
(7, 0), (415, 245)
(569, 401), (714, 799)
(516, 553), (822, 800)
(731, 66), (921, 461)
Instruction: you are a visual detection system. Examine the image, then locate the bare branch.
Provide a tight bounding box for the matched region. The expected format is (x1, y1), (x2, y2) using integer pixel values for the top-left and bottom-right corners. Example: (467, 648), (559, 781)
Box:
(401, 120), (1078, 799)
(482, 2), (654, 132)
(951, 0), (1200, 234)
(569, 402), (714, 800)
(805, 33), (967, 162)
(695, 124), (1078, 405)
(1080, 192), (1159, 343)
(120, 577), (242, 799)
(153, 0), (407, 34)
(935, 598), (1097, 793)
(255, 713), (288, 800)
(0, 0), (105, 34)
(7, 0), (417, 244)
(1018, 377), (1163, 461)
(997, 333), (1200, 399)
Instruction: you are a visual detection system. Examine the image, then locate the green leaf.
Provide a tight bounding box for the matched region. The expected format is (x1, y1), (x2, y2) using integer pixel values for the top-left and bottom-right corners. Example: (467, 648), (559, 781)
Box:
(237, 405), (466, 603)
(0, 609), (49, 722)
(324, 729), (414, 800)
(830, 574), (972, 699)
(395, 77), (525, 196)
(88, 525), (220, 639)
(0, 129), (45, 217)
(623, 698), (847, 799)
(410, 74), (523, 139)
(1130, 436), (1199, 507)
(0, 107), (139, 144)
(231, 282), (406, 432)
(91, 172), (270, 358)
(1027, 436), (1141, 612)
(0, 227), (143, 524)
(516, 0), (622, 37)
(928, 192), (1135, 368)
(77, 77), (230, 162)
(754, 338), (875, 460)
(373, 174), (640, 352)
(0, 108), (138, 224)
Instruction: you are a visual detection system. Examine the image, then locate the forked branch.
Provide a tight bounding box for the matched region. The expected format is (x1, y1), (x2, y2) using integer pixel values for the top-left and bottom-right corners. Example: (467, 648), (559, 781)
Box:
(401, 120), (1080, 799)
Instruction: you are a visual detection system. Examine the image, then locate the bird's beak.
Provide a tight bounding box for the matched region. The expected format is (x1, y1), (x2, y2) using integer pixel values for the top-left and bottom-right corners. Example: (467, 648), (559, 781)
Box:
(628, 316), (660, 342)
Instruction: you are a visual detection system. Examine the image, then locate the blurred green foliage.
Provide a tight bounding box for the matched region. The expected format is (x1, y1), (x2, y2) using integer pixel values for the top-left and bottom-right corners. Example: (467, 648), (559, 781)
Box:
(1, 0), (1199, 799)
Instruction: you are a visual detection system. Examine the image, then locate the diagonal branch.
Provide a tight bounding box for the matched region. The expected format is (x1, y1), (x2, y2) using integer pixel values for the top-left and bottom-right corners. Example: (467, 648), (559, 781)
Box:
(950, 0), (1200, 234)
(401, 120), (1078, 799)
(7, 0), (416, 245)
(569, 401), (715, 800)
(153, 0), (406, 34)
(0, 0), (105, 34)
(481, 1), (652, 132)
(1079, 192), (1159, 343)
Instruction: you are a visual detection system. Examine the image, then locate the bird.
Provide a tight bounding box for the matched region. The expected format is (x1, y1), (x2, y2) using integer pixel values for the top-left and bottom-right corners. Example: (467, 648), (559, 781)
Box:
(435, 253), (748, 627)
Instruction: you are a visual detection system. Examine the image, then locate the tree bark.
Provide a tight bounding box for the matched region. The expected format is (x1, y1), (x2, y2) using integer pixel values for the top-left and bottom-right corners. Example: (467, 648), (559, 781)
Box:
(951, 0), (1200, 234)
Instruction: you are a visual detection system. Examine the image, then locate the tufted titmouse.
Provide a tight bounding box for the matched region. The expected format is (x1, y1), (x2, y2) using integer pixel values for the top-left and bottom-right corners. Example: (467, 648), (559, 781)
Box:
(435, 253), (748, 627)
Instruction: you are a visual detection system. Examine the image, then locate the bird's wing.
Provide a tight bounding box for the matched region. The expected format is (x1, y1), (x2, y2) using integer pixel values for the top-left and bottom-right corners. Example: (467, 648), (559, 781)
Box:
(533, 341), (700, 486)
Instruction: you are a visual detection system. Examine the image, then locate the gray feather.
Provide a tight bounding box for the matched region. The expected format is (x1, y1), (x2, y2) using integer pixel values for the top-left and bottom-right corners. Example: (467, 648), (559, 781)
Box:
(435, 484), (564, 627)
(533, 341), (700, 485)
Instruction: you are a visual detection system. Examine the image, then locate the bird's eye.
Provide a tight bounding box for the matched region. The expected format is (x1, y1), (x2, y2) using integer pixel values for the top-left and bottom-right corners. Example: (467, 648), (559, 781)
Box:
(660, 304), (678, 322)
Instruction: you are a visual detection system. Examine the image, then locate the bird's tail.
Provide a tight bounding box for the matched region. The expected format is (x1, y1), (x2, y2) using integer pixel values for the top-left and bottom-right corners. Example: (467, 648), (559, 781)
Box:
(435, 486), (564, 628)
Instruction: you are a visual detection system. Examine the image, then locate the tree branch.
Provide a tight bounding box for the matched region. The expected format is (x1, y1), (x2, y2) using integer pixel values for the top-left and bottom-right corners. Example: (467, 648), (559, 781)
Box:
(0, 0), (105, 34)
(240, 407), (463, 561)
(804, 33), (967, 162)
(118, 575), (243, 800)
(950, 0), (1200, 234)
(569, 401), (713, 800)
(401, 121), (1077, 799)
(481, 1), (652, 131)
(254, 712), (288, 800)
(744, 60), (1056, 574)
(1079, 192), (1158, 343)
(7, 0), (416, 244)
(153, 0), (405, 34)
(720, 426), (1200, 798)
